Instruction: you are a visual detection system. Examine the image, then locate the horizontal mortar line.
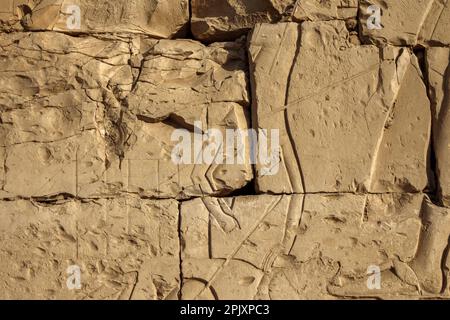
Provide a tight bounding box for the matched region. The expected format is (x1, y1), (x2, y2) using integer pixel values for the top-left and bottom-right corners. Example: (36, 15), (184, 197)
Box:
(0, 29), (162, 36)
(0, 191), (435, 201)
(250, 191), (435, 198)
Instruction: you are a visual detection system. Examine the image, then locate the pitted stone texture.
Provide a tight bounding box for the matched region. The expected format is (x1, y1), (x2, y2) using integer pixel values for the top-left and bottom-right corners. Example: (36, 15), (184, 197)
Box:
(190, 0), (360, 41)
(427, 47), (450, 207)
(0, 32), (129, 199)
(0, 197), (179, 299)
(292, 0), (358, 21)
(330, 200), (450, 298)
(125, 37), (253, 198)
(0, 0), (189, 38)
(249, 21), (431, 194)
(359, 0), (450, 46)
(180, 193), (427, 300)
(191, 0), (295, 41)
(0, 32), (252, 199)
(127, 38), (249, 126)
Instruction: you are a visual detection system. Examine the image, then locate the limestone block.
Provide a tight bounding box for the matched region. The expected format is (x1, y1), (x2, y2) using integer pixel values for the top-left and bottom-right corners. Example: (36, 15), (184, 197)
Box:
(191, 0), (295, 41)
(427, 47), (450, 207)
(292, 0), (358, 21)
(191, 0), (360, 41)
(330, 200), (450, 298)
(0, 32), (252, 199)
(0, 0), (189, 38)
(249, 21), (431, 194)
(0, 197), (179, 299)
(359, 0), (450, 46)
(180, 193), (424, 299)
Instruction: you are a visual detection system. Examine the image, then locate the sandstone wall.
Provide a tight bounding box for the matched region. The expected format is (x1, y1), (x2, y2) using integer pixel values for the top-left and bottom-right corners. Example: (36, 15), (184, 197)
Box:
(0, 0), (449, 300)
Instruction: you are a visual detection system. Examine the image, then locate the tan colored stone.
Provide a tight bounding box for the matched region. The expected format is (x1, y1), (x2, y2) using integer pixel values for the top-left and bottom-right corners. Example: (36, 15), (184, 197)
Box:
(180, 193), (424, 299)
(0, 147), (5, 193)
(122, 37), (253, 198)
(417, 0), (450, 46)
(0, 32), (252, 199)
(427, 47), (450, 207)
(249, 21), (431, 193)
(359, 0), (450, 46)
(127, 38), (249, 126)
(292, 0), (358, 21)
(330, 199), (450, 298)
(410, 199), (450, 294)
(0, 0), (189, 38)
(248, 22), (302, 193)
(0, 32), (126, 198)
(191, 0), (295, 41)
(0, 3), (447, 301)
(191, 0), (360, 42)
(0, 197), (179, 299)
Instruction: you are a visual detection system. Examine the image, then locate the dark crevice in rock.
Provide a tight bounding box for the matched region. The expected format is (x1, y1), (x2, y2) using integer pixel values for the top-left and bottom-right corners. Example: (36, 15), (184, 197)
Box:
(440, 237), (450, 294)
(184, 0), (194, 41)
(17, 4), (33, 29)
(226, 180), (257, 197)
(284, 23), (306, 194)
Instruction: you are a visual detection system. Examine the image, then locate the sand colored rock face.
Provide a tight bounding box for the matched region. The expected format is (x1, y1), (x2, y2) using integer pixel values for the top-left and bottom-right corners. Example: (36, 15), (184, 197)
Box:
(427, 47), (450, 207)
(0, 197), (179, 299)
(359, 0), (450, 46)
(249, 21), (431, 194)
(0, 32), (252, 199)
(179, 194), (450, 299)
(292, 0), (358, 21)
(191, 0), (295, 41)
(191, 0), (360, 41)
(1, 1), (450, 301)
(0, 0), (189, 38)
(330, 200), (450, 298)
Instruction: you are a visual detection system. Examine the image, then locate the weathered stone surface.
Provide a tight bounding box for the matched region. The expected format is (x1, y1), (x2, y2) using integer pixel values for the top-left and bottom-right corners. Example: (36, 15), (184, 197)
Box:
(359, 0), (450, 46)
(0, 197), (179, 299)
(1, 2), (448, 301)
(249, 21), (431, 194)
(0, 32), (127, 199)
(113, 37), (253, 198)
(180, 193), (429, 299)
(427, 47), (450, 207)
(292, 0), (358, 21)
(0, 0), (189, 38)
(0, 32), (252, 199)
(191, 0), (360, 41)
(191, 0), (295, 41)
(127, 38), (249, 120)
(330, 199), (450, 298)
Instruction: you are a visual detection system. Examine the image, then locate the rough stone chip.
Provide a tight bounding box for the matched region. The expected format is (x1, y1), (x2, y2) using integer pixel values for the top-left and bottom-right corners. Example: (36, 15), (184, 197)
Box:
(249, 21), (431, 194)
(0, 0), (189, 38)
(0, 197), (179, 299)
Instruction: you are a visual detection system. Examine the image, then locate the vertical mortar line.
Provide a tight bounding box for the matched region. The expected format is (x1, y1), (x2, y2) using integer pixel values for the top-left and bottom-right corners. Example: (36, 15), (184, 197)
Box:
(178, 200), (183, 300)
(127, 158), (130, 235)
